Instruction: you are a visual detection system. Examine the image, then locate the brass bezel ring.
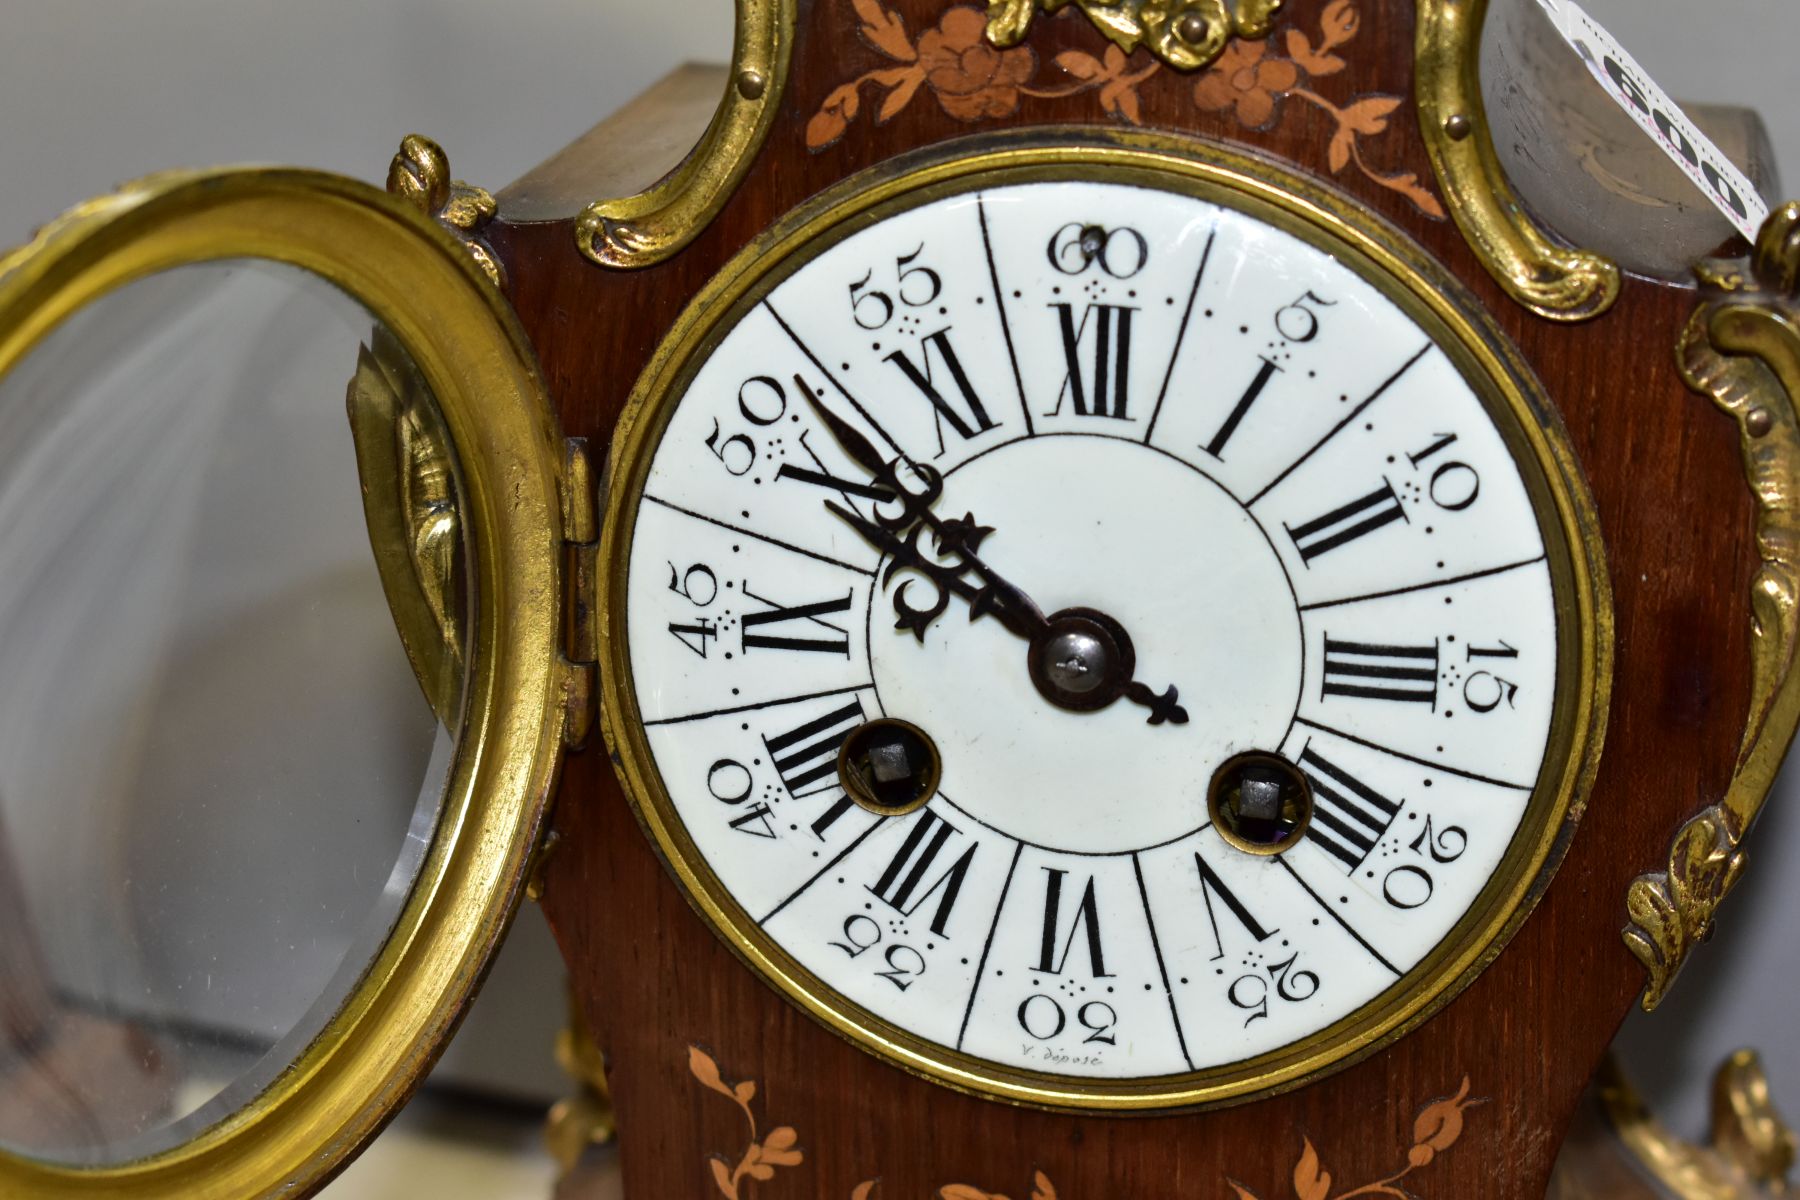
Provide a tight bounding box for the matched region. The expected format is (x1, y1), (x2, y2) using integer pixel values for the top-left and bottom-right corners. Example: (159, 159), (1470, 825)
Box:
(601, 130), (1613, 1113)
(0, 169), (567, 1196)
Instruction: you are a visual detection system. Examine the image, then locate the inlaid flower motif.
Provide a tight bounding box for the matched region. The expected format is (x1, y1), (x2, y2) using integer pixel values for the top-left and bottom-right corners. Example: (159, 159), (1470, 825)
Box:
(683, 1046), (1479, 1199)
(1192, 39), (1299, 129)
(691, 1046), (804, 1197)
(805, 0), (1445, 219)
(1227, 1077), (1481, 1199)
(917, 6), (1036, 120)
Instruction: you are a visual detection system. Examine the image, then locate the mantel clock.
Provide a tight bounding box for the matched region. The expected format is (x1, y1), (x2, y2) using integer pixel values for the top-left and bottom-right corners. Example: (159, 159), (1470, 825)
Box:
(0, 1), (1795, 1197)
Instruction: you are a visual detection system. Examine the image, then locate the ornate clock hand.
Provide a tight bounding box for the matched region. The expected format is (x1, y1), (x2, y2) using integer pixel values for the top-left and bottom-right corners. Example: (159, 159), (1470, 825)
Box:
(821, 504), (1188, 726)
(821, 499), (1046, 642)
(802, 393), (1186, 724)
(800, 386), (895, 484)
(799, 388), (1047, 635)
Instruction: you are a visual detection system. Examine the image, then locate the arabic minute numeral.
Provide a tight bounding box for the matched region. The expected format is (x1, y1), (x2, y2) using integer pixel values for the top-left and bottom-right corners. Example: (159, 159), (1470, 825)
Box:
(704, 373), (806, 477)
(847, 244), (943, 331)
(1200, 292), (1335, 458)
(1385, 816), (1470, 910)
(1017, 993), (1066, 1040)
(706, 758), (778, 840)
(1017, 994), (1119, 1046)
(831, 912), (882, 957)
(875, 944), (928, 990)
(827, 914), (928, 991)
(666, 561), (720, 658)
(1046, 223), (1148, 278)
(1194, 853), (1319, 1027)
(1406, 431), (1481, 511)
(1273, 290), (1337, 343)
(1464, 640), (1521, 713)
(1228, 953), (1320, 1027)
(1409, 814), (1468, 863)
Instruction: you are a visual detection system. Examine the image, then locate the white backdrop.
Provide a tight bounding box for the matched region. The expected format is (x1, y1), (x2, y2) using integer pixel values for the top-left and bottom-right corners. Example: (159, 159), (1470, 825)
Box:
(0, 0), (1793, 1154)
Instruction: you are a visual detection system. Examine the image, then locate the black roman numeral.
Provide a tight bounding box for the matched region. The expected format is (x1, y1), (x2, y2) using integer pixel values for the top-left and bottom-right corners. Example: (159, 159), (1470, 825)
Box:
(1321, 636), (1439, 706)
(1195, 853), (1275, 959)
(1203, 356), (1281, 459)
(1284, 480), (1407, 563)
(775, 461), (896, 505)
(868, 809), (977, 938)
(741, 585), (852, 655)
(1299, 745), (1402, 870)
(1047, 303), (1135, 419)
(776, 410), (897, 508)
(762, 699), (865, 810)
(1035, 867), (1111, 977)
(884, 328), (998, 454)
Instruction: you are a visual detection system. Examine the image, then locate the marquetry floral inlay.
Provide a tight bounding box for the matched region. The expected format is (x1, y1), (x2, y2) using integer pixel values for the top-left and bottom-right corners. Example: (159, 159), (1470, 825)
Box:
(688, 1045), (1481, 1198)
(691, 1045), (806, 1197)
(806, 0), (1445, 219)
(853, 1175), (1059, 1199)
(1227, 1078), (1481, 1199)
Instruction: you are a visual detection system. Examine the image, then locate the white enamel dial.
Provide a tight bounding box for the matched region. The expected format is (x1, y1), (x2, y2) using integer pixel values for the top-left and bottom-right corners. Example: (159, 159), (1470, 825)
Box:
(610, 164), (1592, 1104)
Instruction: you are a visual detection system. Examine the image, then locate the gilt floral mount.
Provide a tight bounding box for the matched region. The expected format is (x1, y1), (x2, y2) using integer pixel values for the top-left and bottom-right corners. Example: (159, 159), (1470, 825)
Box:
(806, 0), (1444, 219)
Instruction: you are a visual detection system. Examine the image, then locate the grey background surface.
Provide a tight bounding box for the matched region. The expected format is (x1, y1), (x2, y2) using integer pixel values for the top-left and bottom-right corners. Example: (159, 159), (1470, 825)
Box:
(0, 0), (1792, 1166)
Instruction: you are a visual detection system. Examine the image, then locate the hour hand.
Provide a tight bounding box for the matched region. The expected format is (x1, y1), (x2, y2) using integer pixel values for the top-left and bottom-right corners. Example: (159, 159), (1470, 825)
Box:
(822, 499), (1044, 642)
(804, 398), (1182, 726)
(824, 501), (1184, 725)
(800, 389), (1042, 637)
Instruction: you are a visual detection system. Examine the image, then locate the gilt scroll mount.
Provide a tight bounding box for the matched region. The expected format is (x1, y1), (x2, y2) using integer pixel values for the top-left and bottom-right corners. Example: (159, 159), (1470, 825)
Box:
(1625, 203), (1800, 1009)
(577, 0), (796, 269)
(1414, 0), (1620, 321)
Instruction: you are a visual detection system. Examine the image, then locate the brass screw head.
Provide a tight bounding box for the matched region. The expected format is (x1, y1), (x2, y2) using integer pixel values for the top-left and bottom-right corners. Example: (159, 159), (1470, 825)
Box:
(737, 69), (767, 100)
(1748, 406), (1774, 437)
(1445, 113), (1473, 141)
(1175, 9), (1210, 44)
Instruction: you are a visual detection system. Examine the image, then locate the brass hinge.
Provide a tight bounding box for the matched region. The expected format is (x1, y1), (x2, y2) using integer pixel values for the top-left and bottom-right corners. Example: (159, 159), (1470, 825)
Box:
(562, 437), (600, 749)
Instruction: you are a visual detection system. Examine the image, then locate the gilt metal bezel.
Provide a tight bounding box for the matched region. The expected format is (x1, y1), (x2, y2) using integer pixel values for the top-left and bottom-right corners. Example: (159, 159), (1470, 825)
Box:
(600, 129), (1612, 1112)
(0, 169), (568, 1197)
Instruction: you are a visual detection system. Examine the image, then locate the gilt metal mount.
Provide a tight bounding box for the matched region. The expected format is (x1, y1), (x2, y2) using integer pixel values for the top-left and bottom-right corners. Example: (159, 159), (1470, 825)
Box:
(1601, 1051), (1796, 1197)
(387, 134), (505, 288)
(1625, 203), (1800, 1009)
(985, 0), (1283, 72)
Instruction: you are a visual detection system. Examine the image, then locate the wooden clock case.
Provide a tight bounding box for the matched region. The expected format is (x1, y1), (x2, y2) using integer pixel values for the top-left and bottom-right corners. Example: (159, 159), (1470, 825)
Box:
(422, 0), (1788, 1195)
